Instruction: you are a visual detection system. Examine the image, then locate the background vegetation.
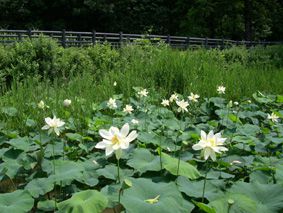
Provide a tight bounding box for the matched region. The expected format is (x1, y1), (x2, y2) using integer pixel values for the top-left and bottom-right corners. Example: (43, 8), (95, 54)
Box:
(0, 0), (282, 41)
(0, 38), (282, 130)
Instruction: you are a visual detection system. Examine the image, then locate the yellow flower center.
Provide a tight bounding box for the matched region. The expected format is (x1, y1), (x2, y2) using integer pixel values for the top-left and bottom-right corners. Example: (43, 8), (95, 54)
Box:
(208, 138), (216, 147)
(111, 135), (120, 145)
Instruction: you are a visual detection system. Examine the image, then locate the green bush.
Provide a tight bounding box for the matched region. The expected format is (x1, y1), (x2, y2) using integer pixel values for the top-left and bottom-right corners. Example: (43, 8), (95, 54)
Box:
(0, 37), (282, 99)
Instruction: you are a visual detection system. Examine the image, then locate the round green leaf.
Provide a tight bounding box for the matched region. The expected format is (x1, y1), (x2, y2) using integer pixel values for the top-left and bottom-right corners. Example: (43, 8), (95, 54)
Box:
(162, 153), (200, 179)
(37, 200), (56, 211)
(58, 190), (108, 213)
(127, 148), (161, 174)
(121, 178), (188, 213)
(0, 190), (34, 213)
(65, 133), (83, 142)
(25, 177), (54, 198)
(228, 182), (283, 213)
(176, 176), (225, 201)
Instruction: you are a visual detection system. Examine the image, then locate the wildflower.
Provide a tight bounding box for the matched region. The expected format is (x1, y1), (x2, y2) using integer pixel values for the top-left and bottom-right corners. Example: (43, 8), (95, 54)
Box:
(123, 104), (134, 114)
(267, 112), (279, 122)
(107, 98), (117, 109)
(63, 99), (71, 107)
(217, 85), (226, 94)
(131, 119), (139, 124)
(113, 81), (117, 86)
(188, 92), (200, 102)
(234, 101), (239, 105)
(42, 116), (65, 136)
(38, 100), (49, 109)
(192, 130), (228, 161)
(138, 89), (148, 97)
(161, 99), (170, 107)
(169, 93), (178, 102)
(95, 123), (138, 157)
(176, 99), (189, 112)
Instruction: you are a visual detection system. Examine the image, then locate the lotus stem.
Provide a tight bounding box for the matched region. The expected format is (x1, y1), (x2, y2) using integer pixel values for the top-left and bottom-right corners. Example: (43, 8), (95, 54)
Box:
(52, 141), (57, 210)
(159, 139), (163, 170)
(176, 142), (183, 176)
(202, 162), (210, 203)
(117, 158), (120, 184)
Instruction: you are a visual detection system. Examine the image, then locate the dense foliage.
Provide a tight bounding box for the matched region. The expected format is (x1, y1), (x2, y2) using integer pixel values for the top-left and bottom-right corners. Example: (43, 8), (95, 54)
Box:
(0, 87), (283, 212)
(0, 0), (282, 40)
(0, 38), (283, 97)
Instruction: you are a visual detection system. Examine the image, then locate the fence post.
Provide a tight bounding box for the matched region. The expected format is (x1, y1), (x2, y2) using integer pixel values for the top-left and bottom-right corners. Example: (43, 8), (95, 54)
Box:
(205, 37), (208, 49)
(263, 39), (267, 48)
(119, 31), (123, 47)
(77, 33), (82, 47)
(92, 30), (96, 45)
(166, 34), (171, 45)
(221, 38), (225, 49)
(27, 29), (32, 39)
(186, 37), (190, 49)
(103, 34), (106, 42)
(62, 29), (66, 48)
(17, 33), (22, 41)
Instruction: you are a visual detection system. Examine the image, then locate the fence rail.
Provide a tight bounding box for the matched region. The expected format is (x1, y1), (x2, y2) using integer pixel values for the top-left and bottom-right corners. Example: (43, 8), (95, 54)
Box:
(0, 29), (282, 49)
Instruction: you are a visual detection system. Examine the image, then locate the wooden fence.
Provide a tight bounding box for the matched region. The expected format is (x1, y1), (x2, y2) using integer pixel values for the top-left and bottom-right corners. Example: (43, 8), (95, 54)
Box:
(0, 29), (282, 49)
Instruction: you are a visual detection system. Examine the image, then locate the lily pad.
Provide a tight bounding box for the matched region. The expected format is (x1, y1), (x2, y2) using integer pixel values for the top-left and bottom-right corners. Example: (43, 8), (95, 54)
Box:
(127, 148), (161, 174)
(228, 181), (283, 213)
(207, 181), (283, 213)
(58, 190), (108, 213)
(0, 190), (34, 213)
(97, 164), (134, 181)
(162, 153), (200, 179)
(176, 176), (225, 201)
(121, 178), (188, 213)
(25, 177), (54, 198)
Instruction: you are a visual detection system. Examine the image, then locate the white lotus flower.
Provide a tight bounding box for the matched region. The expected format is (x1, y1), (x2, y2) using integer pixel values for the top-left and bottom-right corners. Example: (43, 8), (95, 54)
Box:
(107, 98), (117, 109)
(123, 104), (134, 114)
(188, 92), (200, 102)
(42, 116), (65, 136)
(131, 119), (139, 124)
(217, 85), (226, 94)
(267, 112), (279, 122)
(63, 99), (71, 107)
(138, 89), (148, 97)
(192, 130), (228, 161)
(95, 123), (138, 157)
(38, 100), (49, 109)
(169, 93), (178, 102)
(176, 99), (189, 112)
(38, 100), (45, 109)
(161, 99), (170, 107)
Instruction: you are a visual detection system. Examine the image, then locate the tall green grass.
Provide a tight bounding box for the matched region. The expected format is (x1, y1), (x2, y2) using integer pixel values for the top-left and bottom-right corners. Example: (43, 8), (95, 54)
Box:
(0, 38), (282, 130)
